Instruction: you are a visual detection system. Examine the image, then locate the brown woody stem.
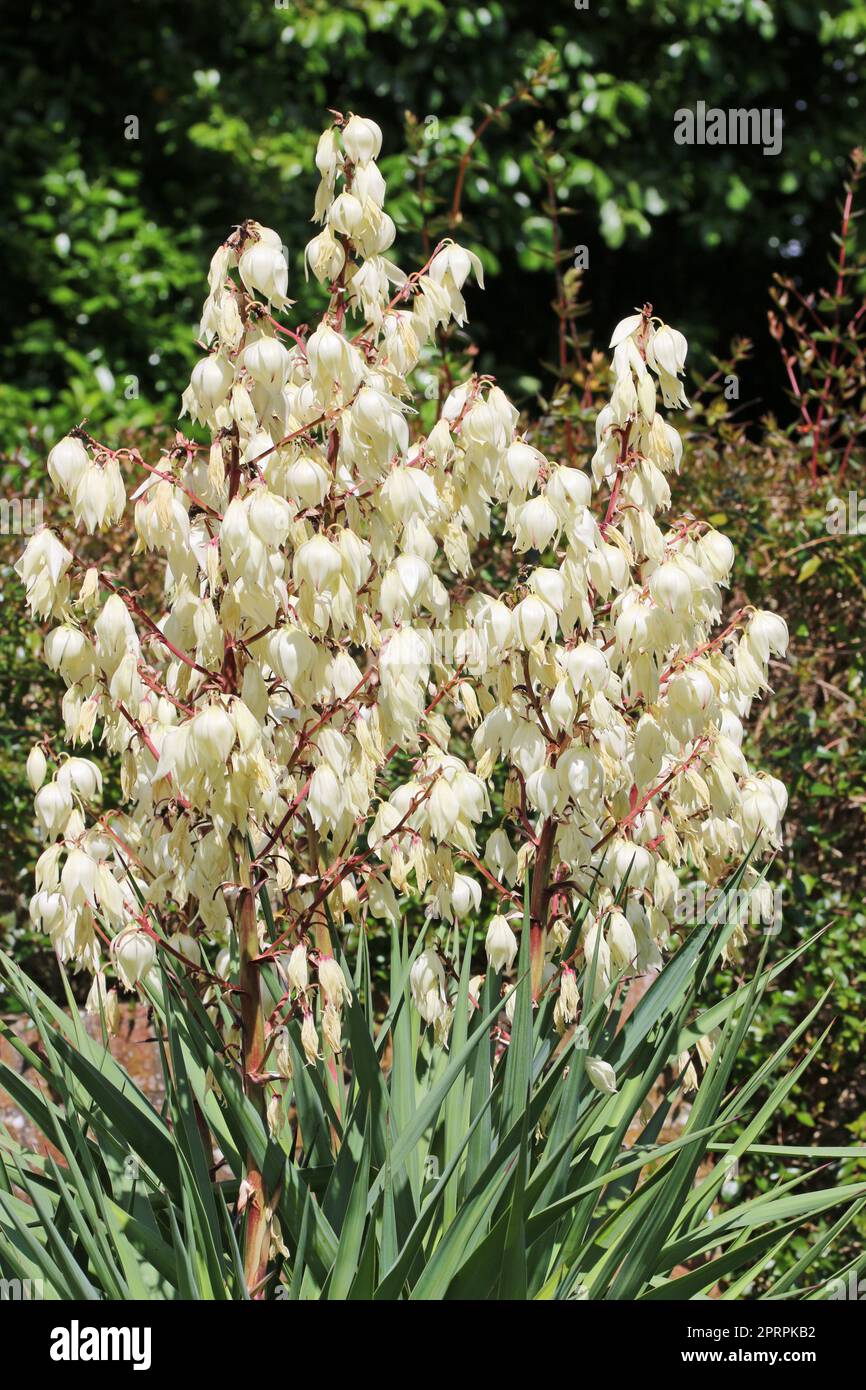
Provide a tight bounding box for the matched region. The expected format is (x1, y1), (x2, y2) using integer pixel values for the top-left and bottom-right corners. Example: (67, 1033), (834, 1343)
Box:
(238, 884), (269, 1297)
(529, 817), (556, 998)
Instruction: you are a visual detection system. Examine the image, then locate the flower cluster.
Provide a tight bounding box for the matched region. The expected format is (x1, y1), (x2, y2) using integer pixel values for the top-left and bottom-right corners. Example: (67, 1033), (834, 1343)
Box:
(18, 113), (786, 1083)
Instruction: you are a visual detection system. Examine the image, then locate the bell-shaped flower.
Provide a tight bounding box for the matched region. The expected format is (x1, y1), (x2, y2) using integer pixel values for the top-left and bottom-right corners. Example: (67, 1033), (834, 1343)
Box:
(112, 927), (156, 990)
(342, 114), (383, 166)
(191, 705), (236, 774)
(48, 435), (90, 496)
(239, 238), (290, 307)
(485, 915), (518, 973)
(294, 533), (342, 592)
(243, 336), (291, 390)
(305, 225), (346, 284)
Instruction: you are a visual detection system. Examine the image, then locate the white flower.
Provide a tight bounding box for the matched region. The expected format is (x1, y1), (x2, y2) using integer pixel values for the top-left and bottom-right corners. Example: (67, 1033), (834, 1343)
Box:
(85, 974), (120, 1035)
(239, 239), (289, 306)
(190, 354), (234, 415)
(322, 1001), (343, 1053)
(243, 336), (290, 389)
(71, 458), (126, 532)
(15, 528), (74, 618)
(272, 1026), (293, 1080)
(306, 323), (364, 400)
(649, 558), (694, 614)
(698, 529), (735, 582)
(609, 313), (644, 348)
(94, 594), (136, 673)
(410, 949), (447, 1024)
(747, 610), (789, 661)
(18, 113), (786, 1054)
(513, 595), (553, 648)
(514, 495), (559, 552)
(191, 705), (235, 772)
(305, 227), (346, 283)
(112, 927), (157, 990)
(328, 191), (364, 238)
(301, 1011), (320, 1065)
(584, 1056), (618, 1095)
(554, 968), (580, 1033)
(34, 780), (73, 839)
(56, 757), (102, 802)
(48, 435), (90, 495)
(342, 114), (383, 166)
(318, 955), (348, 1009)
(448, 873), (482, 920)
(650, 324), (688, 377)
(29, 889), (66, 935)
(308, 764), (343, 831)
(26, 745), (47, 792)
(485, 915), (518, 973)
(565, 642), (609, 696)
(287, 944), (309, 993)
(607, 910), (637, 971)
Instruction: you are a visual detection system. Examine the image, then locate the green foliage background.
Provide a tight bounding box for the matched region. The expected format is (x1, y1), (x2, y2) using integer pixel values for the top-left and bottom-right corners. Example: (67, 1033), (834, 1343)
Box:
(2, 0), (866, 454)
(1, 0), (865, 1286)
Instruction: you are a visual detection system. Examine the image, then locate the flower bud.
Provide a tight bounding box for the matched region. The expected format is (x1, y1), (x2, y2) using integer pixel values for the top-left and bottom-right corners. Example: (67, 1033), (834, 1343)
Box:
(584, 1055), (618, 1095)
(26, 745), (47, 792)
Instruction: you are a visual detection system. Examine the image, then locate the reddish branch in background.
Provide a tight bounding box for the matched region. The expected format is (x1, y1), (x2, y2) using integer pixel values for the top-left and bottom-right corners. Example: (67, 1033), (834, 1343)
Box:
(769, 147), (866, 484)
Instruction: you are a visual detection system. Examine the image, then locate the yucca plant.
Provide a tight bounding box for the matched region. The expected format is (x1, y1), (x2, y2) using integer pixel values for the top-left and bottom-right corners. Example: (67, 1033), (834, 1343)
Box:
(8, 111), (863, 1303)
(2, 862), (864, 1301)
